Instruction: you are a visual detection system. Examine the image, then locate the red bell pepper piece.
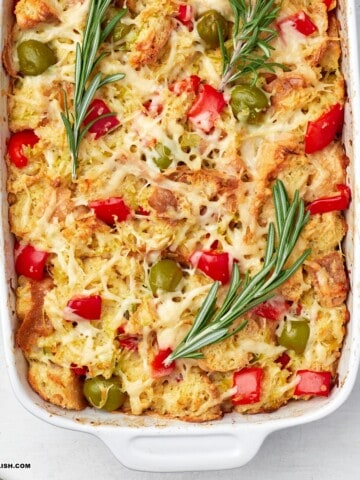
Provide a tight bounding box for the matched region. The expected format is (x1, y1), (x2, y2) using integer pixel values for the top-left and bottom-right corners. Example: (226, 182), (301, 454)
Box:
(143, 98), (163, 117)
(275, 352), (291, 369)
(294, 370), (332, 396)
(8, 130), (39, 168)
(307, 184), (351, 215)
(279, 11), (318, 36)
(210, 240), (219, 250)
(294, 303), (303, 315)
(89, 197), (131, 225)
(190, 250), (232, 284)
(65, 295), (102, 320)
(176, 4), (194, 30)
(232, 367), (264, 405)
(15, 243), (49, 281)
(135, 206), (150, 216)
(187, 84), (226, 133)
(323, 0), (332, 10)
(251, 296), (290, 321)
(70, 363), (89, 376)
(119, 336), (139, 351)
(151, 348), (176, 378)
(305, 103), (344, 154)
(83, 99), (120, 139)
(169, 75), (201, 96)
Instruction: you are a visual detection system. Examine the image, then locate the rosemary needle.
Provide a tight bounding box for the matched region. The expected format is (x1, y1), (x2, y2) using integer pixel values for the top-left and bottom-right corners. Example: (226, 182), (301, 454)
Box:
(61, 0), (126, 179)
(218, 0), (284, 90)
(164, 180), (311, 366)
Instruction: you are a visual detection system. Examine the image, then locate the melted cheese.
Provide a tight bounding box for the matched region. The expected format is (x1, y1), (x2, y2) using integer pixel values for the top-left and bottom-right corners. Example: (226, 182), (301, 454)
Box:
(8, 0), (348, 420)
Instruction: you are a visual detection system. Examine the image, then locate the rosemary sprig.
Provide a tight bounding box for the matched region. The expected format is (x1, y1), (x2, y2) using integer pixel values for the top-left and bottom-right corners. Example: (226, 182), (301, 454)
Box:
(164, 180), (311, 366)
(61, 0), (126, 179)
(218, 0), (283, 90)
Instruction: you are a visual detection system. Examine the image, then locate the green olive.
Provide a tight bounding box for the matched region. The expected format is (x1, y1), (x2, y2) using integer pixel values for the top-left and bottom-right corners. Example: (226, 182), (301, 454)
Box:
(180, 132), (201, 149)
(149, 259), (183, 294)
(153, 143), (172, 170)
(113, 23), (133, 42)
(83, 376), (125, 412)
(230, 85), (269, 124)
(103, 7), (133, 42)
(278, 320), (310, 355)
(17, 40), (57, 76)
(197, 10), (229, 48)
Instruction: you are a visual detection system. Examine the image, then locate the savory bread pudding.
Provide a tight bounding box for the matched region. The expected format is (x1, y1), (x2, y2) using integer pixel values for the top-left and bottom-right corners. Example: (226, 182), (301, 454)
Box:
(3, 0), (349, 421)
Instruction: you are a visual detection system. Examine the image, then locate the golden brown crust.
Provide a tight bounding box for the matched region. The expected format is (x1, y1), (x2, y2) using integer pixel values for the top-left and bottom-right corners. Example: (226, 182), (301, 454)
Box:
(306, 252), (348, 308)
(151, 367), (222, 421)
(53, 185), (73, 222)
(198, 321), (260, 373)
(266, 73), (308, 110)
(319, 14), (341, 70)
(15, 0), (58, 30)
(302, 212), (347, 258)
(280, 268), (308, 302)
(16, 277), (54, 353)
(148, 188), (177, 214)
(129, 15), (173, 68)
(28, 360), (87, 410)
(168, 167), (240, 214)
(2, 35), (17, 78)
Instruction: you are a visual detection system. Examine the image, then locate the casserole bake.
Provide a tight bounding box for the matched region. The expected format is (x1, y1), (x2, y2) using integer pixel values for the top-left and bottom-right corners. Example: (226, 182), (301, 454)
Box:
(1, 0), (360, 472)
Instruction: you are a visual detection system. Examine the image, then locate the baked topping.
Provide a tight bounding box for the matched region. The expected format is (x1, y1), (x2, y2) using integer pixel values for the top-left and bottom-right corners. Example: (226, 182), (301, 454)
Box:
(6, 0), (348, 420)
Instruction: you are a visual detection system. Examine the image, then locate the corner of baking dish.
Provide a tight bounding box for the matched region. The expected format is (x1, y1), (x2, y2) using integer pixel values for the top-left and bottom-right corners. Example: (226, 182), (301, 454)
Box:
(1, 0), (360, 472)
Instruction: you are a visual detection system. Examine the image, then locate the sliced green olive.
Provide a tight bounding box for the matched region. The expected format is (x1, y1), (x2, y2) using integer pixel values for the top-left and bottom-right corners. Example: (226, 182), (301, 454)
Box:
(113, 23), (133, 42)
(17, 40), (57, 76)
(197, 10), (229, 48)
(180, 132), (201, 149)
(278, 320), (310, 355)
(149, 259), (183, 294)
(153, 143), (172, 170)
(83, 376), (125, 412)
(103, 7), (133, 42)
(230, 85), (269, 124)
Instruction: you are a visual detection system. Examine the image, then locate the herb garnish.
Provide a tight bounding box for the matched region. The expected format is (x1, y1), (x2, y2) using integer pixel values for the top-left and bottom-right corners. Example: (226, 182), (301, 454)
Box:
(218, 0), (284, 90)
(61, 0), (126, 179)
(164, 180), (310, 366)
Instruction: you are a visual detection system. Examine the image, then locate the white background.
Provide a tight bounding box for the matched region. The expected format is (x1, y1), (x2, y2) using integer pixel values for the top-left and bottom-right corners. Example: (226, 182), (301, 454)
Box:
(2, 3), (360, 480)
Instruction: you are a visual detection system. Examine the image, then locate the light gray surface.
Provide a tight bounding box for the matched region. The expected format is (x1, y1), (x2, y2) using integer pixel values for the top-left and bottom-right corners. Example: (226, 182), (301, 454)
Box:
(2, 3), (360, 480)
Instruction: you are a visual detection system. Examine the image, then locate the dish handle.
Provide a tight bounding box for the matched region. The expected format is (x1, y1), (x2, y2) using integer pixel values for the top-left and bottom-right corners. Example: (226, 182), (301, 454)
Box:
(97, 427), (270, 472)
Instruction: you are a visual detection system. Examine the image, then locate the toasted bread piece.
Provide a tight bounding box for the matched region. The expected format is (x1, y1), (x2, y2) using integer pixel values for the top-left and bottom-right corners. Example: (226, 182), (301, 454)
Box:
(15, 0), (58, 30)
(198, 321), (260, 373)
(16, 277), (54, 353)
(306, 252), (348, 308)
(28, 360), (87, 410)
(151, 367), (222, 422)
(129, 3), (174, 68)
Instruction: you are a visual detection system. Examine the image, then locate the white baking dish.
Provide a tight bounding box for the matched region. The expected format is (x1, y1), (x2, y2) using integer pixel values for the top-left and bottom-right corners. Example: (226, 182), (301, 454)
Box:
(1, 1), (360, 472)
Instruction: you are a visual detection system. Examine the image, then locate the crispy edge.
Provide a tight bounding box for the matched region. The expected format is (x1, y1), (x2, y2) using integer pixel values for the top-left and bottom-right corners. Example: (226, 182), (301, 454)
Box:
(306, 251), (349, 308)
(15, 0), (58, 30)
(16, 277), (54, 353)
(28, 360), (87, 410)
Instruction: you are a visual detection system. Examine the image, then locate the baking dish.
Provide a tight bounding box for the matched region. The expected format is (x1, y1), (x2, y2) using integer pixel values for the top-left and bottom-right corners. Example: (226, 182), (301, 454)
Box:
(1, 1), (360, 472)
